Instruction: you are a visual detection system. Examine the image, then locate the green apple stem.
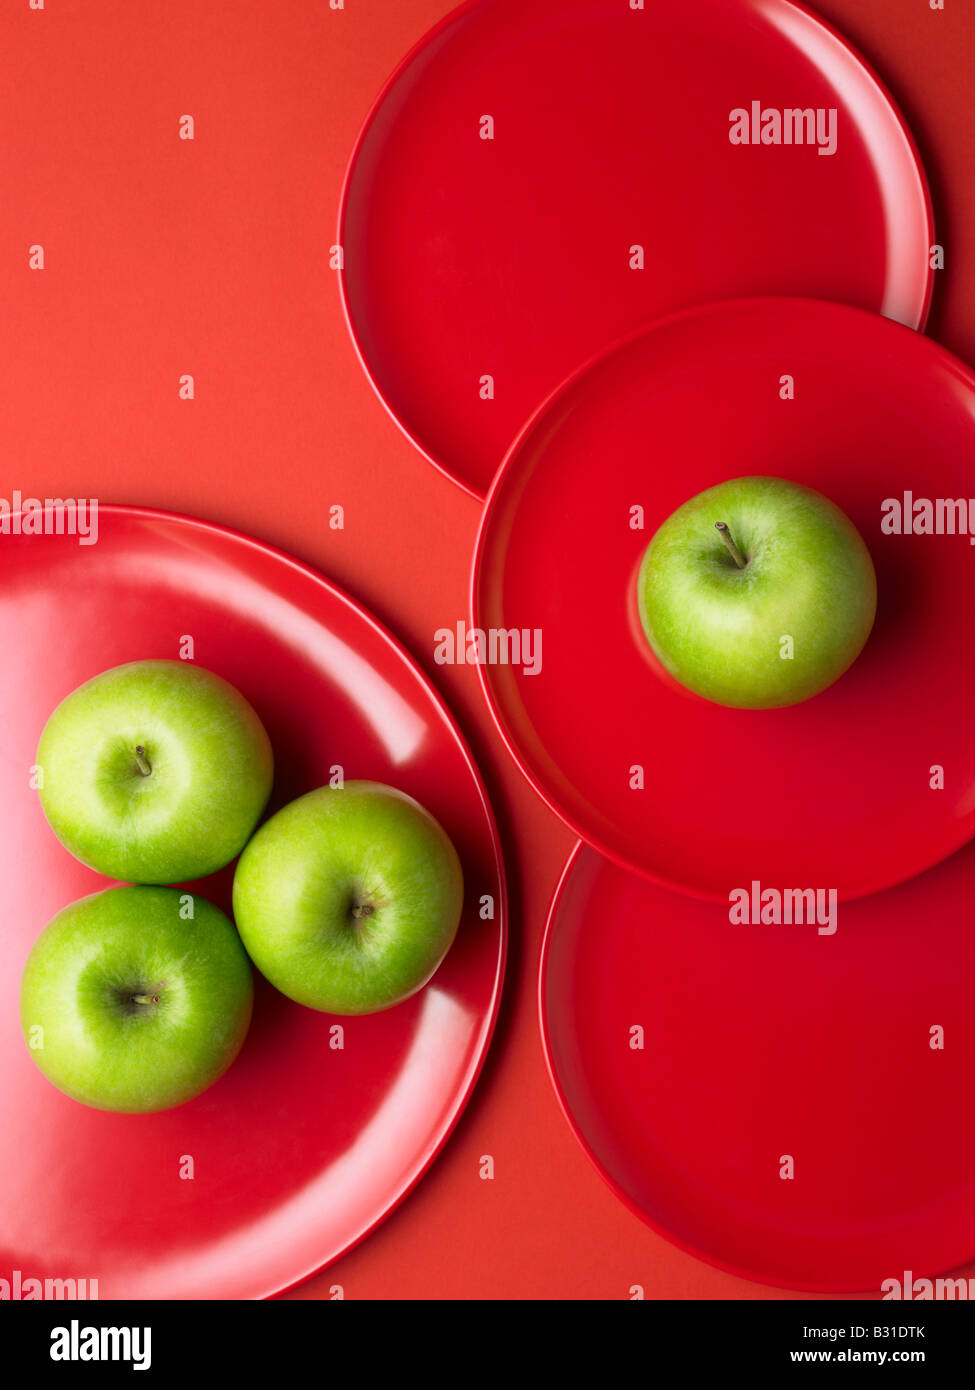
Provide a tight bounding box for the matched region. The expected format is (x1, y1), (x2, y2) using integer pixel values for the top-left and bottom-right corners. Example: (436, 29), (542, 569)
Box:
(715, 521), (747, 569)
(134, 745), (152, 777)
(132, 993), (160, 1006)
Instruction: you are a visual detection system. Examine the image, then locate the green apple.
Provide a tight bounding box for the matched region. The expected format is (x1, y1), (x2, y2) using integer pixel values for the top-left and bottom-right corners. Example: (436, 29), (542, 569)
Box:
(232, 781), (464, 1014)
(20, 886), (253, 1113)
(37, 660), (273, 883)
(637, 477), (877, 709)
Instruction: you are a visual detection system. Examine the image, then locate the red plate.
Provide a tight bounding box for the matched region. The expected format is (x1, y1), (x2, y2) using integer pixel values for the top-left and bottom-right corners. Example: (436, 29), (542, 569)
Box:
(338, 0), (934, 498)
(473, 298), (975, 902)
(0, 507), (505, 1299)
(541, 840), (975, 1292)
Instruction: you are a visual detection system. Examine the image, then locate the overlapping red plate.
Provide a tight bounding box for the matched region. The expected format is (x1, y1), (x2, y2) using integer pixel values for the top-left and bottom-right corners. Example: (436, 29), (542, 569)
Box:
(473, 298), (975, 902)
(339, 0), (934, 496)
(541, 840), (975, 1292)
(0, 507), (505, 1299)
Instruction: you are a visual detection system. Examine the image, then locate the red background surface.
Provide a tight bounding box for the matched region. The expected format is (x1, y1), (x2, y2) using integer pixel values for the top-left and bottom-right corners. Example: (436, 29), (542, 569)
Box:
(1, 0), (973, 1300)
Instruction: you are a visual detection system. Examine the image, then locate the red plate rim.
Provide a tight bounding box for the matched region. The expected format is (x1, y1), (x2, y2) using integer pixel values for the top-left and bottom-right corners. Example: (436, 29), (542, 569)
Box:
(535, 841), (738, 1286)
(8, 502), (508, 1299)
(337, 0), (936, 502)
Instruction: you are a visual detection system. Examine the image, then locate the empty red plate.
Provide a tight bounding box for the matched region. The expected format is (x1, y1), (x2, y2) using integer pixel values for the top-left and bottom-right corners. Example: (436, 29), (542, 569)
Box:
(473, 298), (975, 902)
(0, 507), (505, 1298)
(541, 840), (975, 1292)
(338, 0), (934, 496)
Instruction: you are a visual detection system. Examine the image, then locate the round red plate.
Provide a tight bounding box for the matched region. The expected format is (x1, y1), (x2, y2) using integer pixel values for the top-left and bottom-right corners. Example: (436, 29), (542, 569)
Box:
(0, 507), (506, 1299)
(541, 840), (975, 1292)
(338, 0), (934, 497)
(473, 298), (975, 902)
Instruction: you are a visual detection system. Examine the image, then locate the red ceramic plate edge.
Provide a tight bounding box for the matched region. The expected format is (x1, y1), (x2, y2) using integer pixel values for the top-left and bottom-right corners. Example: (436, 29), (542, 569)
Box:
(33, 503), (508, 1301)
(335, 0), (489, 504)
(471, 296), (975, 907)
(535, 841), (768, 1292)
(537, 841), (908, 1296)
(336, 0), (936, 503)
